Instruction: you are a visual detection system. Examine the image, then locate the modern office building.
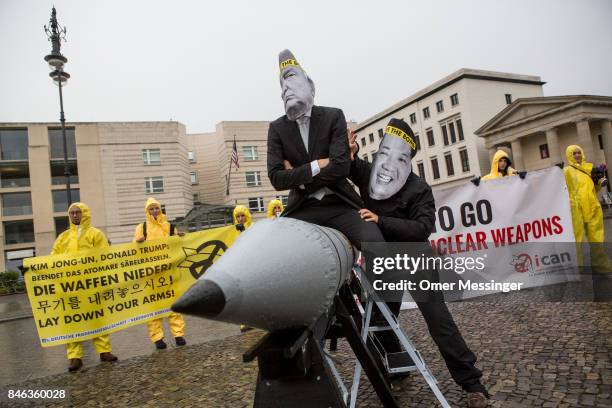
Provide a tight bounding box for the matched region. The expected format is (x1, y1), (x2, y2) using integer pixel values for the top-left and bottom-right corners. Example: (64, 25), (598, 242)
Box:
(0, 122), (192, 272)
(187, 121), (289, 222)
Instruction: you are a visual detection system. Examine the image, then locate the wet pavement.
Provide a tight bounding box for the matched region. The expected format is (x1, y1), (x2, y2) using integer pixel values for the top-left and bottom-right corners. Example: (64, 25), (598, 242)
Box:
(0, 305), (240, 386)
(0, 288), (610, 407)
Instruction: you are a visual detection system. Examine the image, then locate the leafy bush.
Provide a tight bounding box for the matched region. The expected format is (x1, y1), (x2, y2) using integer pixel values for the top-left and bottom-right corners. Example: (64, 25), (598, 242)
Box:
(0, 271), (24, 294)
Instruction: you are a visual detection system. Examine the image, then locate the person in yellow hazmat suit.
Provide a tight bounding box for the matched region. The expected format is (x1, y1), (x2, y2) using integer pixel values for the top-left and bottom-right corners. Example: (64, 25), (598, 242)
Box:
(481, 150), (517, 181)
(266, 199), (284, 219)
(564, 145), (611, 275)
(51, 202), (118, 372)
(233, 205), (253, 332)
(233, 205), (252, 232)
(134, 197), (187, 349)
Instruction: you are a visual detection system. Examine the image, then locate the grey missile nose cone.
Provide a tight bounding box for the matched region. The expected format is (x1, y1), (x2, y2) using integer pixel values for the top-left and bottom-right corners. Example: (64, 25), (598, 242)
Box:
(172, 218), (354, 332)
(171, 279), (225, 317)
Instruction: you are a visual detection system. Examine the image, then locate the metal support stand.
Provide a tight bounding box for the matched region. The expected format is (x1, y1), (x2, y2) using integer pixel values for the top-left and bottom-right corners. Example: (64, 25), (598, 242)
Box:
(346, 266), (451, 408)
(241, 264), (450, 408)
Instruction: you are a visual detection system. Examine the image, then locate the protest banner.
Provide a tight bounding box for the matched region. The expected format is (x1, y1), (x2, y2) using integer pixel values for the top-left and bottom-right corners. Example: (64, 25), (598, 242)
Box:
(428, 166), (578, 298)
(24, 225), (239, 347)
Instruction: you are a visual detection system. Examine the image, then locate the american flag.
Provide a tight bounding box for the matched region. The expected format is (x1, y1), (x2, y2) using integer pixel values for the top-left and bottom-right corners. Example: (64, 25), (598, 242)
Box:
(231, 138), (239, 169)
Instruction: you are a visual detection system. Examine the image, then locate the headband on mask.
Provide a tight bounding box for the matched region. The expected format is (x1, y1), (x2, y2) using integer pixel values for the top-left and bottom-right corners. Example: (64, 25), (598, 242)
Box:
(385, 125), (417, 151)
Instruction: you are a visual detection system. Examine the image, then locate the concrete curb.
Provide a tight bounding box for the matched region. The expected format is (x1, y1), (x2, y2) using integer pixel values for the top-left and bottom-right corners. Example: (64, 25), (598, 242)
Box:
(0, 312), (33, 323)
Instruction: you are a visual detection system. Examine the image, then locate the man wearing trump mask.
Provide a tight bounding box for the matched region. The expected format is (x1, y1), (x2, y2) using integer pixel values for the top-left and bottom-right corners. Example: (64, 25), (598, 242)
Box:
(267, 49), (384, 250)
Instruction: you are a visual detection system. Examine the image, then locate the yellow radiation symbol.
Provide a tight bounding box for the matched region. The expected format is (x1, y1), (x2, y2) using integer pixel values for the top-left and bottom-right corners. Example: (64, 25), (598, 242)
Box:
(178, 240), (228, 279)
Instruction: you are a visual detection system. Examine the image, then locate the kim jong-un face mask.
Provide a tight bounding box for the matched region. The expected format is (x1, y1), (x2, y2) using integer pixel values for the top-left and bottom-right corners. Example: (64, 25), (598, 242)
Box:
(369, 123), (415, 200)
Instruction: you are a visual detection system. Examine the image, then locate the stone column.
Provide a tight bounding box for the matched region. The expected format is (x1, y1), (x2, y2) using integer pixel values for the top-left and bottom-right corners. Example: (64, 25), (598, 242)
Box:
(576, 119), (595, 161)
(510, 139), (524, 170)
(601, 120), (612, 167)
(545, 128), (562, 164)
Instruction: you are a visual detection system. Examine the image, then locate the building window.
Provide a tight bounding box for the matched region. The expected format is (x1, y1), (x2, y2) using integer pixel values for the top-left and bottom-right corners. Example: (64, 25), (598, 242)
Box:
(188, 151), (196, 162)
(145, 177), (164, 194)
(431, 157), (440, 180)
(442, 125), (449, 146)
(436, 100), (444, 113)
(457, 119), (464, 141)
(505, 94), (512, 104)
(248, 197), (265, 212)
(449, 122), (457, 144)
(459, 149), (470, 172)
(245, 171), (262, 187)
(190, 171), (198, 185)
(426, 129), (435, 146)
(445, 153), (455, 176)
(450, 93), (459, 106)
(414, 134), (421, 151)
(5, 248), (35, 271)
(276, 195), (289, 206)
(50, 161), (78, 185)
(409, 113), (417, 125)
(54, 217), (69, 237)
(417, 162), (425, 179)
(52, 189), (80, 213)
(369, 133), (374, 143)
(540, 144), (550, 159)
(361, 137), (366, 147)
(242, 146), (259, 161)
(48, 128), (76, 160)
(3, 220), (34, 245)
(2, 193), (32, 216)
(193, 193), (200, 203)
(0, 129), (29, 161)
(143, 149), (161, 165)
(423, 107), (430, 119)
(378, 129), (384, 139)
(0, 163), (30, 188)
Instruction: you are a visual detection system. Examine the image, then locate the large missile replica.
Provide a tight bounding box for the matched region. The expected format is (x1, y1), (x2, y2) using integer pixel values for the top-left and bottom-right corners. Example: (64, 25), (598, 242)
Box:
(173, 218), (353, 331)
(173, 218), (448, 408)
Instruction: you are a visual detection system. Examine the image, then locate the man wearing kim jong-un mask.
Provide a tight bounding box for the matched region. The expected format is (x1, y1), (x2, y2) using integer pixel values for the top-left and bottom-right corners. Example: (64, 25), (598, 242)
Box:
(348, 119), (490, 407)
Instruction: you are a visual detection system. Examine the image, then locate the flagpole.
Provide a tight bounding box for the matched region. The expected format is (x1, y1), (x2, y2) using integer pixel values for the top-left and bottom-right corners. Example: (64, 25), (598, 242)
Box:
(225, 135), (235, 195)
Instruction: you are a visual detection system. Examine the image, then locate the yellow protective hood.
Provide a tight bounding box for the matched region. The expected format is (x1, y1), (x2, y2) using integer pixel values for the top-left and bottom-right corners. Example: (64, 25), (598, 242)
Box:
(489, 150), (516, 178)
(233, 205), (252, 228)
(566, 144), (593, 174)
(145, 197), (167, 226)
(267, 199), (284, 218)
(482, 150), (517, 181)
(68, 202), (91, 231)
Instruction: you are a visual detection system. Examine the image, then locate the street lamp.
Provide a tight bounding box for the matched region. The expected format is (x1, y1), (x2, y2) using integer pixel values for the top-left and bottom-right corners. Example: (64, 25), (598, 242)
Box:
(44, 6), (72, 207)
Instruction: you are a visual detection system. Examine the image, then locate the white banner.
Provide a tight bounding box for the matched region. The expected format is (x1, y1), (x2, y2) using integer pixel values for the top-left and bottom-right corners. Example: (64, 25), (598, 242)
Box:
(406, 166), (578, 304)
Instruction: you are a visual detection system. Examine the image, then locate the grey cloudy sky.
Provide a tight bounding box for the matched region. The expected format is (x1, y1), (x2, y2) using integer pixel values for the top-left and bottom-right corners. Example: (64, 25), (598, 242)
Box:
(1, 0), (611, 133)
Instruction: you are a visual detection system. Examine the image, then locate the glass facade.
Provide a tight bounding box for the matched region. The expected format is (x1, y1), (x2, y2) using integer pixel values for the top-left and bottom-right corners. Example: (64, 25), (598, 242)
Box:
(0, 130), (28, 161)
(4, 220), (34, 245)
(52, 189), (81, 213)
(2, 193), (32, 216)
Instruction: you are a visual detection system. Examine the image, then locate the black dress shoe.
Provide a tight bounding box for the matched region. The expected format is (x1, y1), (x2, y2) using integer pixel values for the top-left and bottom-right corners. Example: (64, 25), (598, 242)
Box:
(175, 336), (186, 346)
(155, 339), (167, 349)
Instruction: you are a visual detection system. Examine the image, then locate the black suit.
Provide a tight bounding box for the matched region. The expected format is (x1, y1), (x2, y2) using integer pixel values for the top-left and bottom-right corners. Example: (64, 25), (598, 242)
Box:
(349, 156), (487, 395)
(267, 105), (383, 249)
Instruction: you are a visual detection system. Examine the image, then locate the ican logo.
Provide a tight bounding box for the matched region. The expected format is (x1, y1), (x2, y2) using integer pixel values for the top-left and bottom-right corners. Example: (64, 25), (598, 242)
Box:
(510, 252), (571, 274)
